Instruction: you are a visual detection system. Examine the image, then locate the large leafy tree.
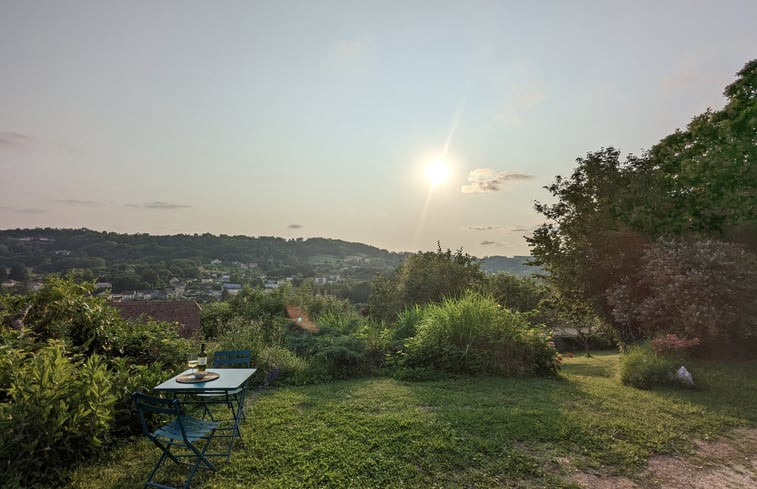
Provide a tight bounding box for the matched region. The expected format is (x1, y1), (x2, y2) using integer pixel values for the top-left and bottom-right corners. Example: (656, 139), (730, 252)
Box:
(529, 59), (756, 333)
(640, 59), (757, 238)
(527, 148), (650, 319)
(369, 245), (485, 321)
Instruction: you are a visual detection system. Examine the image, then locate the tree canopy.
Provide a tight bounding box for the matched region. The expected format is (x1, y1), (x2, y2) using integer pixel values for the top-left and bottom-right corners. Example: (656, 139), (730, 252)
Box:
(528, 59), (757, 351)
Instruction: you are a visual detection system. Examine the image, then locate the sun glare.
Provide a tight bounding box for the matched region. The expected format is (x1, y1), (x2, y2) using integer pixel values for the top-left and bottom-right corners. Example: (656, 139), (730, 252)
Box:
(425, 159), (450, 187)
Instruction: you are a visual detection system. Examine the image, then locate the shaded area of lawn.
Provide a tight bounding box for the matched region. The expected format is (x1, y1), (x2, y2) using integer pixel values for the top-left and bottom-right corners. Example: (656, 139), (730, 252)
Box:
(61, 352), (757, 489)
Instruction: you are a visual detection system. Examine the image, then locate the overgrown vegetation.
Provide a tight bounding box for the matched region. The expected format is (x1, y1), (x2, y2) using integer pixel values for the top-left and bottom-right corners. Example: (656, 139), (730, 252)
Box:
(528, 59), (757, 355)
(0, 278), (189, 485)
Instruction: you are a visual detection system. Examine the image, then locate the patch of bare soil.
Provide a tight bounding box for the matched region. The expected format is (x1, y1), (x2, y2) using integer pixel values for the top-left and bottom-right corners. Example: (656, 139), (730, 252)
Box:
(571, 427), (757, 489)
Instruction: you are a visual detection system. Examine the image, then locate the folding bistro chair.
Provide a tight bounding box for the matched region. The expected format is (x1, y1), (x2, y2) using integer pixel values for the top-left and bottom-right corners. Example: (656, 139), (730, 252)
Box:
(133, 392), (220, 489)
(198, 349), (252, 424)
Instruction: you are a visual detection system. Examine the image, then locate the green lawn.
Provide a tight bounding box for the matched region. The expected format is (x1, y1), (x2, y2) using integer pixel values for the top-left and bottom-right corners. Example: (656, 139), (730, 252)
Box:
(62, 352), (757, 489)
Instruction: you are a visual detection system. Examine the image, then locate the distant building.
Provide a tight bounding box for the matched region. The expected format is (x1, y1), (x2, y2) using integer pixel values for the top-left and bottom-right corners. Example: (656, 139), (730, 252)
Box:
(222, 283), (242, 295)
(110, 300), (202, 339)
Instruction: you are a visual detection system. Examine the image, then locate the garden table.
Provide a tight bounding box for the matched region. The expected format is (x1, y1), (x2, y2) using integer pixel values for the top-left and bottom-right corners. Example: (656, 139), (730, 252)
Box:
(153, 368), (256, 460)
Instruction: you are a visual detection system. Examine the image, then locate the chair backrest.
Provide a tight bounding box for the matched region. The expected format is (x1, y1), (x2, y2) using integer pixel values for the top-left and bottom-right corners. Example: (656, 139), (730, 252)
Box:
(212, 349), (251, 368)
(132, 392), (181, 436)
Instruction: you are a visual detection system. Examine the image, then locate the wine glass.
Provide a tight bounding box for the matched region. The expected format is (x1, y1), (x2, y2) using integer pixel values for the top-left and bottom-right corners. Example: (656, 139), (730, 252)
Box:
(187, 354), (199, 375)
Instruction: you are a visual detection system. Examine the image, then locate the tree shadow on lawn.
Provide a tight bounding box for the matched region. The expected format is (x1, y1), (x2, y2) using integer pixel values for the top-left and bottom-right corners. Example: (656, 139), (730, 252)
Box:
(642, 359), (757, 425)
(195, 356), (757, 489)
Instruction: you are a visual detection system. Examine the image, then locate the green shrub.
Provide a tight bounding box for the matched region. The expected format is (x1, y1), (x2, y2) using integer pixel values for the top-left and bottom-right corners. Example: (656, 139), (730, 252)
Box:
(213, 316), (267, 357)
(292, 286), (354, 323)
(402, 292), (559, 376)
(107, 356), (170, 437)
(608, 239), (757, 352)
(355, 318), (393, 369)
(618, 344), (686, 389)
(200, 300), (234, 338)
(286, 325), (369, 382)
(256, 344), (308, 384)
(315, 309), (361, 334)
(106, 317), (189, 367)
(393, 304), (425, 341)
(1, 276), (119, 355)
(0, 341), (116, 483)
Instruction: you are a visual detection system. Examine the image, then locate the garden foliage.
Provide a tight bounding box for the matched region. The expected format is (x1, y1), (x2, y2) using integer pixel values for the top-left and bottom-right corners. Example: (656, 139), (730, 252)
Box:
(618, 343), (695, 390)
(400, 293), (560, 377)
(608, 239), (757, 352)
(0, 277), (188, 484)
(529, 59), (757, 352)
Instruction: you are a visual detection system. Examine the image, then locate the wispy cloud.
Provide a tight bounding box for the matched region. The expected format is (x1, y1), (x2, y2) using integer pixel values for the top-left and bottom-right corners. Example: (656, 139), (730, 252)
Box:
(480, 240), (499, 246)
(468, 225), (531, 233)
(0, 131), (35, 150)
(516, 88), (546, 107)
(0, 205), (46, 214)
(0, 131), (81, 153)
(127, 201), (191, 210)
(461, 169), (534, 193)
(492, 83), (547, 127)
(288, 224), (302, 229)
(58, 199), (97, 206)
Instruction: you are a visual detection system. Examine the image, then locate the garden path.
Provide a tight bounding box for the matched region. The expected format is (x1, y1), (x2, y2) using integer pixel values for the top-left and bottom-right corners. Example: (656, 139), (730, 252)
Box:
(572, 427), (757, 488)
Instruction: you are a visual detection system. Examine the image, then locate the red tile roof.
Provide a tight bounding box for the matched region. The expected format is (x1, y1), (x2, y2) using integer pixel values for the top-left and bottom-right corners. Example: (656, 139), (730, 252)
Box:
(110, 301), (202, 339)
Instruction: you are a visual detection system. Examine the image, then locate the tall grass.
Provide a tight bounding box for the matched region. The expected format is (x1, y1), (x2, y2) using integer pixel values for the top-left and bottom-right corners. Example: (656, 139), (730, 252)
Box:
(402, 292), (558, 376)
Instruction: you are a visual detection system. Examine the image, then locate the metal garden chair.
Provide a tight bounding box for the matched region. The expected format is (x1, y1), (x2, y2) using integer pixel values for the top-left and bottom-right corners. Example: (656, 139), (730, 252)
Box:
(132, 392), (220, 489)
(198, 349), (251, 426)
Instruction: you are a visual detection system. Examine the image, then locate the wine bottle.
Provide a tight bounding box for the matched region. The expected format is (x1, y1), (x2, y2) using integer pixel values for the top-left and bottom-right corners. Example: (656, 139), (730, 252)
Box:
(197, 343), (207, 373)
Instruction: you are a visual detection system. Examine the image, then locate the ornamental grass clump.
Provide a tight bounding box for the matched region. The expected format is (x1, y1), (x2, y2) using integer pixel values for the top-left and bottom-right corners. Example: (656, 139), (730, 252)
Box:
(401, 292), (559, 377)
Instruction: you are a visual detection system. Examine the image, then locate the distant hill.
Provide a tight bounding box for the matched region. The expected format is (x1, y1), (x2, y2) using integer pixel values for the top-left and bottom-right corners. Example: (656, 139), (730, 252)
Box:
(0, 229), (538, 286)
(479, 255), (540, 275)
(0, 228), (406, 280)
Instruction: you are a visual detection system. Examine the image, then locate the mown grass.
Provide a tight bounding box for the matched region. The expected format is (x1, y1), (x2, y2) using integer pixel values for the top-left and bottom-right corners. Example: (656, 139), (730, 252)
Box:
(60, 352), (757, 489)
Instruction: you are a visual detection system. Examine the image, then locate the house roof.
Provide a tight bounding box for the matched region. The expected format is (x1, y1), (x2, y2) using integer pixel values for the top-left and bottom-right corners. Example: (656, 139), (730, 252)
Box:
(110, 300), (202, 339)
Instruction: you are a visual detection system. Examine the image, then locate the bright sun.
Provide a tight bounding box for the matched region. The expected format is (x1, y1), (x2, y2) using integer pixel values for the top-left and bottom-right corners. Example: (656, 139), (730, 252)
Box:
(425, 159), (450, 187)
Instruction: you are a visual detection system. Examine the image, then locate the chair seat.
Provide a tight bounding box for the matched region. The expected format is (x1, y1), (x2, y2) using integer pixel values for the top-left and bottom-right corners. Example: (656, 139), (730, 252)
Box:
(155, 416), (220, 442)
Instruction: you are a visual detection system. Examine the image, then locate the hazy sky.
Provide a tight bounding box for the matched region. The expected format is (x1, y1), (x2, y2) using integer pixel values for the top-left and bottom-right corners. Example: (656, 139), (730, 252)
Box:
(1, 1), (755, 257)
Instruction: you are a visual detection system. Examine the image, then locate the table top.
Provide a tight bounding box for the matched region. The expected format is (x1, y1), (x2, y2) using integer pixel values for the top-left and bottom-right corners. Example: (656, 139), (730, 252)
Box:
(153, 368), (257, 393)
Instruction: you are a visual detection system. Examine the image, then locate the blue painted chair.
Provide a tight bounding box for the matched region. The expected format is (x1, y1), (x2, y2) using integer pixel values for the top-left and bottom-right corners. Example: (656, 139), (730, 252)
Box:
(198, 349), (251, 425)
(132, 392), (220, 489)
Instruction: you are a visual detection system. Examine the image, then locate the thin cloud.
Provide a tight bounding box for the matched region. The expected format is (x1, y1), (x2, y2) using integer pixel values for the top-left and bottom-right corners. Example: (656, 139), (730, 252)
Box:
(288, 224), (303, 229)
(0, 205), (46, 214)
(58, 199), (97, 206)
(461, 169), (534, 193)
(127, 201), (191, 210)
(0, 131), (35, 150)
(0, 131), (81, 153)
(516, 88), (546, 107)
(480, 240), (498, 246)
(468, 225), (531, 233)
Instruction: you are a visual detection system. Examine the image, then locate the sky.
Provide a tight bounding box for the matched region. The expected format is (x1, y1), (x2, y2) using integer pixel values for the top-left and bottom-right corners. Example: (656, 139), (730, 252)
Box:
(1, 1), (755, 258)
